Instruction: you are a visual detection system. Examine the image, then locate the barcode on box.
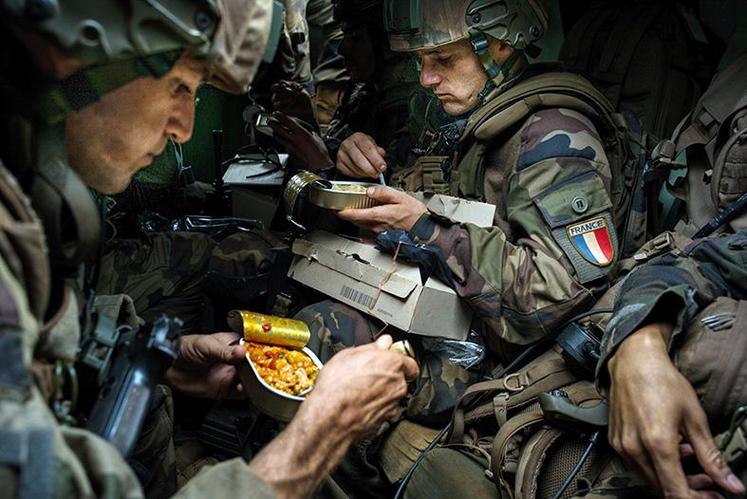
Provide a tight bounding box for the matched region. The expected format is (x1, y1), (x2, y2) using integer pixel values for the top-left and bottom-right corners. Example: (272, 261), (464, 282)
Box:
(340, 285), (374, 309)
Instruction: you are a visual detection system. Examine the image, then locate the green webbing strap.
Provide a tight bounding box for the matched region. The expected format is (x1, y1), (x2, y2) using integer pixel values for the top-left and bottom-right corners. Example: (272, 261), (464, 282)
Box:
(36, 50), (182, 125)
(469, 32), (529, 105)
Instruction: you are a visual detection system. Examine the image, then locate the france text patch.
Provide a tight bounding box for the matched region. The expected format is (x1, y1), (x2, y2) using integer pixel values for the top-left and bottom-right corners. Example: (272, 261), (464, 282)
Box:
(567, 217), (614, 266)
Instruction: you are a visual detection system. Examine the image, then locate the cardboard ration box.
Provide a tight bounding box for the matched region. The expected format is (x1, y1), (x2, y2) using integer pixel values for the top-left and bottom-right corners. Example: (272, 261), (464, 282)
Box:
(288, 231), (471, 340)
(408, 192), (496, 228)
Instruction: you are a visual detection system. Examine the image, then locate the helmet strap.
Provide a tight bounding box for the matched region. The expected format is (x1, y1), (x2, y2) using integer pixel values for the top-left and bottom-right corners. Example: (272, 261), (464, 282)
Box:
(36, 50), (182, 126)
(469, 32), (528, 104)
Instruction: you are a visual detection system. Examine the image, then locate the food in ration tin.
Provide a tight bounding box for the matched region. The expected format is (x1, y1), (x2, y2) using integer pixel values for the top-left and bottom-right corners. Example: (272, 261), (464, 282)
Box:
(331, 183), (369, 193)
(245, 341), (320, 396)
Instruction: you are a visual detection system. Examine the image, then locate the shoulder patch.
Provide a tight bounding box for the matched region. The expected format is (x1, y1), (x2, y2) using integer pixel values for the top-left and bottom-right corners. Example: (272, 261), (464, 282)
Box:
(567, 217), (615, 266)
(550, 211), (619, 284)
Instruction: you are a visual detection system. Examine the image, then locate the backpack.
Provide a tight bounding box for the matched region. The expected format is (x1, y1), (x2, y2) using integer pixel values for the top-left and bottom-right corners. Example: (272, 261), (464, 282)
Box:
(652, 52), (747, 237)
(443, 346), (629, 498)
(559, 0), (714, 140)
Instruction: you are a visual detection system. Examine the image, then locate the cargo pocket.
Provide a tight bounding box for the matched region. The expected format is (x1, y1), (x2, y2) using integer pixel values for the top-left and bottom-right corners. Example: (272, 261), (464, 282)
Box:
(531, 171), (618, 284)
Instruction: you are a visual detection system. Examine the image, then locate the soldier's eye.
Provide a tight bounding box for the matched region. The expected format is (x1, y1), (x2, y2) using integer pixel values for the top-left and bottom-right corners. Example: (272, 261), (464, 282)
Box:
(172, 80), (193, 97)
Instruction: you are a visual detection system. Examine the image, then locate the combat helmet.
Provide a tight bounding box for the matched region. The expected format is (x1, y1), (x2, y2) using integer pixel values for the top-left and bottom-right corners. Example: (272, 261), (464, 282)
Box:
(2, 0), (285, 121)
(384, 0), (548, 101)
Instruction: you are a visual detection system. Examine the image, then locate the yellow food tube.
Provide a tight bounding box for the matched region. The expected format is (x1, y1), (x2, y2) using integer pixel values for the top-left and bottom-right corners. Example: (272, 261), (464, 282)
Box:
(228, 310), (311, 349)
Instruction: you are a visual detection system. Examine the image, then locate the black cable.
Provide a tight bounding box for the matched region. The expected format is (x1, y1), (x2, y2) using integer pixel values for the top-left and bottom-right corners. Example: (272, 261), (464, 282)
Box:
(391, 339), (548, 499)
(551, 430), (601, 499)
(392, 309), (614, 499)
(393, 423), (451, 499)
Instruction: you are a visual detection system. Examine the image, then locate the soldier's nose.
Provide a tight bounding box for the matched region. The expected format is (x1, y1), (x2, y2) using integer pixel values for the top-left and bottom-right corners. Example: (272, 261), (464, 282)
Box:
(419, 66), (441, 88)
(165, 96), (196, 143)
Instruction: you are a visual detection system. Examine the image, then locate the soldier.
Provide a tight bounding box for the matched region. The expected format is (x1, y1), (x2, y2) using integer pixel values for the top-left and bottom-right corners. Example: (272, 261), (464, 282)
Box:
(397, 51), (747, 499)
(599, 232), (747, 498)
(301, 0), (635, 419)
(268, 0), (441, 173)
(597, 52), (747, 497)
(292, 1), (640, 495)
(0, 1), (417, 498)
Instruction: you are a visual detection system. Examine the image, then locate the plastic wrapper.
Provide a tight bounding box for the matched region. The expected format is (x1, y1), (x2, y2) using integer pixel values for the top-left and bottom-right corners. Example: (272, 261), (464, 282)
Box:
(420, 329), (486, 370)
(139, 215), (264, 240)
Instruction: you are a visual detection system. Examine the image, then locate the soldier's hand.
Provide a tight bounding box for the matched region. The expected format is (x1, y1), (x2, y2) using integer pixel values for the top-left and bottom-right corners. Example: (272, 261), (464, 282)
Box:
(337, 186), (427, 232)
(271, 80), (317, 126)
(269, 112), (333, 170)
(303, 335), (419, 440)
(337, 132), (387, 179)
(608, 323), (745, 498)
(165, 332), (246, 400)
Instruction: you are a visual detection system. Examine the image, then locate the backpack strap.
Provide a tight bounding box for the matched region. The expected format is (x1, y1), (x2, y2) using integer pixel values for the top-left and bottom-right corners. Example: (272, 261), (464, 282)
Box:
(456, 72), (632, 223)
(490, 410), (547, 498)
(447, 349), (576, 444)
(462, 72), (619, 143)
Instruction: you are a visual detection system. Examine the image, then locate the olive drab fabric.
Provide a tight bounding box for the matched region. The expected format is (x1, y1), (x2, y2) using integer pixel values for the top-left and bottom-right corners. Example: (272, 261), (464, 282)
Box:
(401, 347), (646, 498)
(598, 230), (747, 390)
(0, 158), (279, 498)
(0, 159), (141, 498)
(658, 52), (747, 236)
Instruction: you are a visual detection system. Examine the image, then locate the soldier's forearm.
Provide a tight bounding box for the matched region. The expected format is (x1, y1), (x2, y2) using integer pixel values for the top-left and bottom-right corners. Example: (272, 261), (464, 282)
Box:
(248, 397), (354, 499)
(411, 214), (592, 344)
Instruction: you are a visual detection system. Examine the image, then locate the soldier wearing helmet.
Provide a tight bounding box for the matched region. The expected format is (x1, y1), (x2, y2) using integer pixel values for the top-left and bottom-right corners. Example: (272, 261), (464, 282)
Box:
(0, 1), (417, 497)
(297, 0), (634, 452)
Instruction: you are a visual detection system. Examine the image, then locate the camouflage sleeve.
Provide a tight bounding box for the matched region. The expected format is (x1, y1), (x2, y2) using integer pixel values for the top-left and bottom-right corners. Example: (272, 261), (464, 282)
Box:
(411, 108), (616, 345)
(596, 229), (747, 380)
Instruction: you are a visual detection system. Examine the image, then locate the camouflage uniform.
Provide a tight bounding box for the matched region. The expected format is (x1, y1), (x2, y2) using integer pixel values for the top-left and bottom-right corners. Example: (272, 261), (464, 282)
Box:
(598, 230), (747, 427)
(0, 166), (276, 498)
(97, 232), (216, 332)
(0, 0), (281, 497)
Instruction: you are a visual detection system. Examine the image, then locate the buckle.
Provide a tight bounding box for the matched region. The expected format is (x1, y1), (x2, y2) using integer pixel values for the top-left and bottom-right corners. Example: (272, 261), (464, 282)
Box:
(634, 232), (673, 262)
(501, 373), (525, 392)
(52, 361), (78, 425)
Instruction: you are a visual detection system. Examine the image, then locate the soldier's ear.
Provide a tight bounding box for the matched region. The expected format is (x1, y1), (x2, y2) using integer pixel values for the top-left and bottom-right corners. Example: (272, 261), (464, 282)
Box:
(487, 38), (514, 63)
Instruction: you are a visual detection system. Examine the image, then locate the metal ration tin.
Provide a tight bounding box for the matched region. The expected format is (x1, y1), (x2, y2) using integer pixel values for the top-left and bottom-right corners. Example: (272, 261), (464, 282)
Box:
(389, 340), (416, 360)
(309, 180), (380, 210)
(227, 310), (311, 349)
(239, 339), (323, 422)
(283, 170), (330, 230)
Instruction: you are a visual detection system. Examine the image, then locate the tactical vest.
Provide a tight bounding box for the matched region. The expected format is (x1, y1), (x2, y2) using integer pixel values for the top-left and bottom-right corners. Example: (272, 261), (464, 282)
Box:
(653, 52), (747, 237)
(393, 72), (648, 255)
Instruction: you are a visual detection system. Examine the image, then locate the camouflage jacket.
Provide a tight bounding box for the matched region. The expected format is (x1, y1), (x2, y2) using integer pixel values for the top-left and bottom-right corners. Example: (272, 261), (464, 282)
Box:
(597, 229), (747, 380)
(0, 158), (275, 497)
(410, 93), (619, 350)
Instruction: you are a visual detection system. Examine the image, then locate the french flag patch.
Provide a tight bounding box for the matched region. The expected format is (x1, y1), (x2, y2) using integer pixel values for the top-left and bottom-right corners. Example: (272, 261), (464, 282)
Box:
(567, 217), (614, 267)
